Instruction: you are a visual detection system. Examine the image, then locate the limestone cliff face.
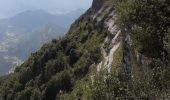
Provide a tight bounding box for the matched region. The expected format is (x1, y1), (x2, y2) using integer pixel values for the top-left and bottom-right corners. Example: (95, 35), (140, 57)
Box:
(89, 0), (143, 80)
(89, 0), (121, 69)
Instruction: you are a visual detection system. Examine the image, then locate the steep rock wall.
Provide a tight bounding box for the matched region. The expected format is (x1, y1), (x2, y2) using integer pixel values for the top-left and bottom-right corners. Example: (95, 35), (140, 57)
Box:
(89, 0), (144, 79)
(89, 1), (123, 73)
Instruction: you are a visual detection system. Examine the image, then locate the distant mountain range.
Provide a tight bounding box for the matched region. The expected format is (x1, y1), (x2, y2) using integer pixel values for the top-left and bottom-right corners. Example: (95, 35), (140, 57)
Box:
(0, 9), (85, 75)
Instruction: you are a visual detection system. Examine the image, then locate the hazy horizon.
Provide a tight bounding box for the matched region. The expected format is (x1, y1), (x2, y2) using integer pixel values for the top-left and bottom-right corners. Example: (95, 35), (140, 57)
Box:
(0, 0), (92, 19)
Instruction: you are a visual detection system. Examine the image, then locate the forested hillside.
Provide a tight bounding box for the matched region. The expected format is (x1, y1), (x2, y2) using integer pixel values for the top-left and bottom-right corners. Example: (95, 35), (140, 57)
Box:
(0, 0), (170, 100)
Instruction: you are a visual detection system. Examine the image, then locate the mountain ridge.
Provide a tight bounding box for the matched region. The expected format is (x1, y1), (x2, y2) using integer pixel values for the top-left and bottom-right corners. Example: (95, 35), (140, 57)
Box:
(0, 0), (170, 99)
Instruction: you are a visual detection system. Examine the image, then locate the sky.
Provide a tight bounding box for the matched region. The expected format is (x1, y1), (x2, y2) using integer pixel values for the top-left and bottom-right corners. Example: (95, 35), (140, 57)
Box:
(0, 0), (93, 19)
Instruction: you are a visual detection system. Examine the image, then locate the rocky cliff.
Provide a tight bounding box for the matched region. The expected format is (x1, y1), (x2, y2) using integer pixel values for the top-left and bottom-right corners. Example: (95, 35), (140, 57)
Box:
(0, 0), (169, 100)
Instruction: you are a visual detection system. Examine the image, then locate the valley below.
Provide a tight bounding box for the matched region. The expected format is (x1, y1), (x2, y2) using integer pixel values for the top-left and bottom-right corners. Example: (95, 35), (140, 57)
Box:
(0, 55), (23, 75)
(0, 9), (85, 75)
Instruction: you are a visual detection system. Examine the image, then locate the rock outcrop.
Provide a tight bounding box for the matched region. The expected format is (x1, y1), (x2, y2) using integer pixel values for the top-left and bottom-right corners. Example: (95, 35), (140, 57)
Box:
(91, 0), (103, 11)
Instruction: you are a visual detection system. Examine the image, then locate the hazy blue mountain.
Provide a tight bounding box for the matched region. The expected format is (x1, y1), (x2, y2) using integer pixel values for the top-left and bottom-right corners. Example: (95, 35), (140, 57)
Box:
(64, 8), (85, 19)
(0, 9), (85, 75)
(0, 9), (83, 31)
(10, 24), (66, 59)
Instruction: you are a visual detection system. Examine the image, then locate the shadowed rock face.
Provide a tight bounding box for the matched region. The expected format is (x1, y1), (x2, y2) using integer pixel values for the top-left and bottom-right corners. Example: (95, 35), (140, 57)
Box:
(92, 0), (102, 11)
